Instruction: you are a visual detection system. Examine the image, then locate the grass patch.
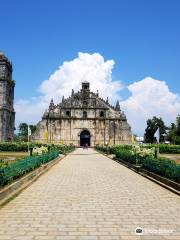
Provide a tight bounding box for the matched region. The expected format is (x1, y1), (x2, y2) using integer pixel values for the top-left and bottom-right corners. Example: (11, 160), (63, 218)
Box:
(0, 152), (28, 164)
(160, 154), (180, 164)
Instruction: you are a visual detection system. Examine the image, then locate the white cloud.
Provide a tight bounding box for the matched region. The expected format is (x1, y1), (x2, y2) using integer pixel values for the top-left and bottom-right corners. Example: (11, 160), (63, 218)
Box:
(15, 52), (123, 126)
(121, 77), (180, 136)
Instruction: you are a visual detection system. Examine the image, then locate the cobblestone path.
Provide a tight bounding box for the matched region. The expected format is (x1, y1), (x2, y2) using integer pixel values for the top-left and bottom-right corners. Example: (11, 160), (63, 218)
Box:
(0, 148), (179, 240)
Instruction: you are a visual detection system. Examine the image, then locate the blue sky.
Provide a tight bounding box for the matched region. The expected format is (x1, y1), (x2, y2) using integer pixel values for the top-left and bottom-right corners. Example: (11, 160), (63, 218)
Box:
(0, 0), (180, 134)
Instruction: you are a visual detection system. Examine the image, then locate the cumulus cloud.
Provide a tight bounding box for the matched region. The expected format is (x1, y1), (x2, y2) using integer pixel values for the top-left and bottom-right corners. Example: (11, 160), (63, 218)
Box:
(121, 77), (180, 135)
(15, 52), (122, 126)
(39, 52), (122, 102)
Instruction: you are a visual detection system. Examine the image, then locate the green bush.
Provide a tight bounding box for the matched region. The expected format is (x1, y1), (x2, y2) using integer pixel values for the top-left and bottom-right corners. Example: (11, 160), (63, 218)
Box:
(143, 144), (180, 154)
(158, 144), (180, 154)
(0, 142), (75, 153)
(141, 157), (180, 182)
(50, 144), (75, 154)
(0, 160), (8, 169)
(0, 150), (59, 186)
(0, 142), (43, 152)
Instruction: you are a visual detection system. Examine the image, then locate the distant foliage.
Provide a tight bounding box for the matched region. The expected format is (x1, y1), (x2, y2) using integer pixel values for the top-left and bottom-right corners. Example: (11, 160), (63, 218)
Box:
(144, 116), (167, 143)
(50, 144), (75, 154)
(143, 115), (180, 144)
(144, 144), (180, 154)
(0, 142), (75, 153)
(167, 115), (180, 144)
(17, 123), (37, 142)
(0, 142), (42, 152)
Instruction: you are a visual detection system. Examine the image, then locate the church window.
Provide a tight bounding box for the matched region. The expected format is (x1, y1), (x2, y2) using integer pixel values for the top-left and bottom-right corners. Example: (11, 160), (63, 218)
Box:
(100, 111), (104, 117)
(66, 111), (71, 117)
(83, 101), (88, 107)
(83, 111), (87, 118)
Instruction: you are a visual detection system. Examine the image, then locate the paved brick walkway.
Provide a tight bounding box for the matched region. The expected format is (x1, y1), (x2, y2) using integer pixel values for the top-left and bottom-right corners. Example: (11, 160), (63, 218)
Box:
(0, 148), (179, 240)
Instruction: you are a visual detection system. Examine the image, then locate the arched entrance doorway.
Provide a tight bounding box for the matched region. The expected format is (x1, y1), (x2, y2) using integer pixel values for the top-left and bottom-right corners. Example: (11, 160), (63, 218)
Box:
(80, 130), (90, 147)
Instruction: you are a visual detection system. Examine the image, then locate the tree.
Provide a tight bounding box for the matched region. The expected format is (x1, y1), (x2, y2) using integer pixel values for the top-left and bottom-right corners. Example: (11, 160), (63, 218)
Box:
(144, 116), (167, 143)
(176, 115), (180, 135)
(167, 115), (180, 144)
(18, 123), (37, 141)
(167, 123), (176, 143)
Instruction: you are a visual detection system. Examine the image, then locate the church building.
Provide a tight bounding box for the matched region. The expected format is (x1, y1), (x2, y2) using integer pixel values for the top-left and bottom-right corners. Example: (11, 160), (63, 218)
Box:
(32, 81), (131, 146)
(0, 52), (15, 141)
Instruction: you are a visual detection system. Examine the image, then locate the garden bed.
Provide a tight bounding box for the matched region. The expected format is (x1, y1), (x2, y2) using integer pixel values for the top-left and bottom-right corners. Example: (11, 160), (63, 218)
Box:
(0, 154), (65, 206)
(0, 150), (60, 187)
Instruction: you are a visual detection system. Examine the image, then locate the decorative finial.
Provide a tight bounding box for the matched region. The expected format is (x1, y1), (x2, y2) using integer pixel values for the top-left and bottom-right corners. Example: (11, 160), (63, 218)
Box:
(115, 100), (120, 111)
(106, 97), (109, 103)
(96, 90), (99, 96)
(71, 89), (74, 96)
(62, 96), (64, 102)
(49, 98), (54, 110)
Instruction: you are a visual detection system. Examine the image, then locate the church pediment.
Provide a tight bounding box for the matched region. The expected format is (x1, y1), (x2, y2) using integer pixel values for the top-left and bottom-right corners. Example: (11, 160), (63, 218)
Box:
(42, 81), (127, 120)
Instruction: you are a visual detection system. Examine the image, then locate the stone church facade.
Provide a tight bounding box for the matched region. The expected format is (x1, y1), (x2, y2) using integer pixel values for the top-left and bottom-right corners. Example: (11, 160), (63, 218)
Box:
(0, 52), (15, 141)
(33, 82), (131, 146)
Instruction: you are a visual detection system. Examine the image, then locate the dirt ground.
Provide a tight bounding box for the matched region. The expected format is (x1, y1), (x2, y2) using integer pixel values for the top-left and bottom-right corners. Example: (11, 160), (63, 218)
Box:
(160, 153), (180, 164)
(0, 152), (28, 163)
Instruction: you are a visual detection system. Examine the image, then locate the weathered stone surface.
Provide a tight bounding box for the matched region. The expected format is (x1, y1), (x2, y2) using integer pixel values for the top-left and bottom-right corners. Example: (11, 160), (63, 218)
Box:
(32, 82), (131, 146)
(0, 148), (179, 239)
(0, 52), (15, 141)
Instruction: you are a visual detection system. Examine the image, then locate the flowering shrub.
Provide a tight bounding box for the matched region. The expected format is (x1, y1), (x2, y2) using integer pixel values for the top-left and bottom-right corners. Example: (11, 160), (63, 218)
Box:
(33, 146), (48, 155)
(131, 145), (155, 158)
(0, 160), (8, 169)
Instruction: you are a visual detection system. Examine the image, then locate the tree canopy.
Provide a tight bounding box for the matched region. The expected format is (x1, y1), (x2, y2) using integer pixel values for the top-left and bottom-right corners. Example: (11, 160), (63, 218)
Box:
(167, 115), (180, 144)
(17, 123), (37, 141)
(144, 116), (167, 143)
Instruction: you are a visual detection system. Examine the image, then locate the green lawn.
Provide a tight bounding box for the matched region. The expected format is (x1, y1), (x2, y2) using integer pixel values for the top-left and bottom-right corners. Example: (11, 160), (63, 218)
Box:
(160, 153), (180, 164)
(0, 152), (28, 164)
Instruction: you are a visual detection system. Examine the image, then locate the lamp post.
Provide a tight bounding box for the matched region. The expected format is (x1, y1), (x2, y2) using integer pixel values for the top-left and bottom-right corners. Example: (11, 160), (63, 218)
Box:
(105, 141), (109, 155)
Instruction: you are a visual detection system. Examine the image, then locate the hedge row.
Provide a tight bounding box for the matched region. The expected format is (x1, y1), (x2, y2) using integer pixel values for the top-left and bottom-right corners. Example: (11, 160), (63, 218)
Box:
(51, 144), (75, 154)
(148, 144), (180, 154)
(96, 145), (180, 183)
(97, 143), (180, 154)
(0, 150), (60, 186)
(0, 142), (43, 152)
(0, 142), (75, 153)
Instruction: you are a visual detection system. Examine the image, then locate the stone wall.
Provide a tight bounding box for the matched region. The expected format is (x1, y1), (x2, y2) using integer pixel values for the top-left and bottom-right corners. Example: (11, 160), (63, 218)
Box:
(0, 53), (15, 141)
(32, 117), (131, 146)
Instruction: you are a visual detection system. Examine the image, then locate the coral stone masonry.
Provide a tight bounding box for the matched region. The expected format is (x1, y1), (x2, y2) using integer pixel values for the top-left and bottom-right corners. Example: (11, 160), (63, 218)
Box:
(32, 81), (131, 146)
(0, 52), (15, 141)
